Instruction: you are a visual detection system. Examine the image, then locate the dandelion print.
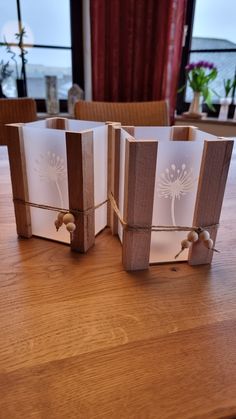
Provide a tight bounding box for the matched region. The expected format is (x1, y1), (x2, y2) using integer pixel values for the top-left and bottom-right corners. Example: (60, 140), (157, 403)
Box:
(158, 163), (195, 226)
(34, 151), (66, 207)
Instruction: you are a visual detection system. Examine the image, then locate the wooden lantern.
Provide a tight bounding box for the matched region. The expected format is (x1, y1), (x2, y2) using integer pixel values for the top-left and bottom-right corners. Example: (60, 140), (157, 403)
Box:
(7, 117), (109, 253)
(108, 125), (234, 270)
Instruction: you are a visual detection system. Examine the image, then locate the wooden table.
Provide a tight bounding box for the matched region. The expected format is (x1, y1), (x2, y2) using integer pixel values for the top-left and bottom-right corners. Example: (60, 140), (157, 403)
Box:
(0, 144), (236, 419)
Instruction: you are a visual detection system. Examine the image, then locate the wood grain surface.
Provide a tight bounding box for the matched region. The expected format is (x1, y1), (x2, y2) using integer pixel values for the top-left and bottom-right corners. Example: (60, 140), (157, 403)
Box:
(0, 144), (236, 419)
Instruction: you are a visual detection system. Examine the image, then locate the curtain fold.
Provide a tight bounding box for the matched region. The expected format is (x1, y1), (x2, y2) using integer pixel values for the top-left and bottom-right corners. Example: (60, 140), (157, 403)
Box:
(90, 0), (187, 119)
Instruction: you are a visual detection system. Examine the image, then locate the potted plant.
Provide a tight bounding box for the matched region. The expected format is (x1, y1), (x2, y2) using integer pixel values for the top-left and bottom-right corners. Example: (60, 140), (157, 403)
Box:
(218, 77), (236, 121)
(5, 27), (28, 97)
(180, 61), (218, 119)
(0, 59), (13, 97)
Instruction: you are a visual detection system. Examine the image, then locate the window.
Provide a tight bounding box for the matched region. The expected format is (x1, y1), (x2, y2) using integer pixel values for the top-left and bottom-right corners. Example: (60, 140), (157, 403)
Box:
(177, 0), (236, 116)
(0, 0), (83, 111)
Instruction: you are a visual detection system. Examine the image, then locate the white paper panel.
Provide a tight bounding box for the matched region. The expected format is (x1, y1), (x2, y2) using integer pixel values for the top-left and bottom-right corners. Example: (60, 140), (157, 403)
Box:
(23, 126), (70, 243)
(135, 126), (172, 141)
(194, 129), (217, 141)
(150, 141), (204, 263)
(68, 119), (105, 131)
(26, 119), (105, 131)
(93, 125), (108, 234)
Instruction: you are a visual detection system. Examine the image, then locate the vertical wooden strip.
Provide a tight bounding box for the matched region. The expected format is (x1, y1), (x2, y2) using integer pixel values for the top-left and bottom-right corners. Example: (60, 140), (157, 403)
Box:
(46, 117), (69, 130)
(106, 122), (121, 226)
(66, 131), (95, 252)
(171, 125), (197, 141)
(108, 125), (135, 235)
(171, 126), (189, 140)
(109, 126), (121, 235)
(7, 124), (32, 238)
(122, 126), (135, 136)
(122, 139), (158, 271)
(189, 139), (234, 265)
(188, 126), (197, 141)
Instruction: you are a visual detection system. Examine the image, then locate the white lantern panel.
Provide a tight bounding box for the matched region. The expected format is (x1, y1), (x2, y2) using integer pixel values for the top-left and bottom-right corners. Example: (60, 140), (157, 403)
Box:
(68, 119), (105, 131)
(150, 140), (204, 263)
(23, 126), (70, 243)
(134, 126), (171, 141)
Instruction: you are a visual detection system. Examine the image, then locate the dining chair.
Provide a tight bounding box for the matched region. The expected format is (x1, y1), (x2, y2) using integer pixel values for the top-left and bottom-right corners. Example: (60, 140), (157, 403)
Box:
(0, 98), (37, 146)
(74, 100), (170, 126)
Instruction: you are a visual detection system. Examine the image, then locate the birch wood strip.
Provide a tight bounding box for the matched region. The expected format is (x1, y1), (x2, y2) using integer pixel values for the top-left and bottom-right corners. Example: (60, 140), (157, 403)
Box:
(66, 131), (95, 252)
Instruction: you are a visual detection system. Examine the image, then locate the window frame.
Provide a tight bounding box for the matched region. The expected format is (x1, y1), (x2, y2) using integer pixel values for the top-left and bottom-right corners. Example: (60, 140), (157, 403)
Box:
(177, 0), (236, 118)
(0, 0), (84, 113)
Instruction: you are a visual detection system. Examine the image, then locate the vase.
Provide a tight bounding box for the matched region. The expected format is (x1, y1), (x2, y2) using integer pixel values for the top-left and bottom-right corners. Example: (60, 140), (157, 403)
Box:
(183, 91), (206, 119)
(16, 79), (27, 97)
(218, 97), (231, 121)
(45, 75), (59, 115)
(67, 84), (84, 116)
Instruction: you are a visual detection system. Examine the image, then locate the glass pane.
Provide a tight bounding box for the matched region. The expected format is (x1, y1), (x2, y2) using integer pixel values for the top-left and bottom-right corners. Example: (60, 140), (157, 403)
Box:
(0, 2), (18, 43)
(186, 51), (236, 101)
(0, 46), (18, 97)
(192, 0), (236, 49)
(26, 47), (72, 99)
(21, 0), (71, 47)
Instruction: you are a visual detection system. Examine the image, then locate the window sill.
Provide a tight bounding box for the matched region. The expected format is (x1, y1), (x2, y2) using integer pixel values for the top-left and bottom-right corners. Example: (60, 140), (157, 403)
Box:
(175, 115), (236, 137)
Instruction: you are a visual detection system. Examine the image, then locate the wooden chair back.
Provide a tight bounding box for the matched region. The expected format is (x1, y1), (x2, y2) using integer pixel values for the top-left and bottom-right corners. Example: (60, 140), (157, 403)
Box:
(74, 100), (170, 126)
(0, 98), (37, 145)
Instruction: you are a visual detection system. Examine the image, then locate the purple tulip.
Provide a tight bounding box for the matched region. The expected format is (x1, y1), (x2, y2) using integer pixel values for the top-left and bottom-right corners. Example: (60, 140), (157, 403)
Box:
(196, 61), (203, 68)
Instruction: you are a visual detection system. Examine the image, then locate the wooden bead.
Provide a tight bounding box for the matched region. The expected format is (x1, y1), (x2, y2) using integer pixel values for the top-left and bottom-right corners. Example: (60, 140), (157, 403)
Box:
(181, 239), (191, 249)
(199, 230), (210, 241)
(187, 231), (199, 243)
(63, 213), (75, 225)
(204, 238), (214, 249)
(66, 222), (76, 233)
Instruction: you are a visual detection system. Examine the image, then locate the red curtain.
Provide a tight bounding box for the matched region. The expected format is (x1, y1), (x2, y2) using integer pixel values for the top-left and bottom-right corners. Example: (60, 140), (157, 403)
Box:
(90, 0), (187, 120)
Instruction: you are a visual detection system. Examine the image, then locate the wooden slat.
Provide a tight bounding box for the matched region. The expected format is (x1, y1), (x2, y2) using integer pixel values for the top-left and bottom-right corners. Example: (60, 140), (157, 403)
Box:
(106, 122), (121, 227)
(6, 124), (32, 238)
(108, 125), (135, 235)
(121, 126), (135, 136)
(189, 139), (234, 265)
(171, 125), (197, 141)
(66, 131), (95, 252)
(109, 126), (121, 235)
(46, 117), (69, 130)
(122, 139), (158, 270)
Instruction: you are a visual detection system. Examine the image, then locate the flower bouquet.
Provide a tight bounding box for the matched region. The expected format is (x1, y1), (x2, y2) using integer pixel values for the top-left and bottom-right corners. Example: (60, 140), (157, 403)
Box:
(181, 61), (217, 119)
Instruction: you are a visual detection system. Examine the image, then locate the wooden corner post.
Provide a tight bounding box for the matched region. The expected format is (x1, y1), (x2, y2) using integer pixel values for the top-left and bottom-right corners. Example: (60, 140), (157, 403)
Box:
(122, 139), (158, 270)
(189, 139), (234, 265)
(7, 124), (32, 238)
(170, 125), (197, 141)
(46, 117), (69, 130)
(108, 125), (135, 234)
(108, 125), (121, 234)
(66, 131), (95, 252)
